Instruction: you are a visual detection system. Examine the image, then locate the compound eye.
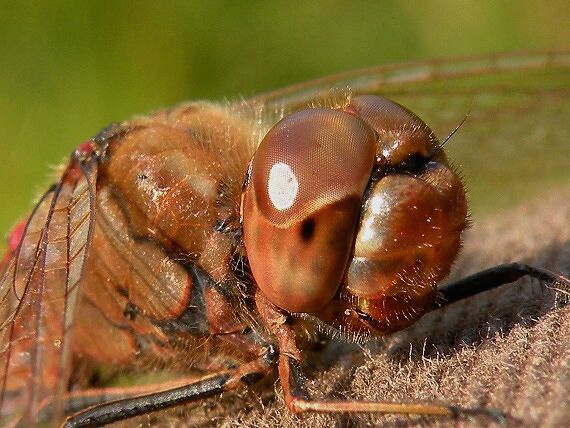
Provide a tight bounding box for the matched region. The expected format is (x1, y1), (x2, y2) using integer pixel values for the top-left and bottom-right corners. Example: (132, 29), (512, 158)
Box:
(243, 108), (376, 313)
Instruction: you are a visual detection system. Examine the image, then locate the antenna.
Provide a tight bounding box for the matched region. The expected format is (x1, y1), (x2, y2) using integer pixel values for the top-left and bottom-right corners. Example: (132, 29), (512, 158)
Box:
(431, 101), (473, 156)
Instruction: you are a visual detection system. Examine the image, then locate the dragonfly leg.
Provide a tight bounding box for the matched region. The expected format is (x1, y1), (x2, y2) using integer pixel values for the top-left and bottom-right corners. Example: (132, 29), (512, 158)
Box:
(62, 344), (278, 428)
(276, 324), (506, 422)
(38, 373), (224, 420)
(430, 262), (570, 312)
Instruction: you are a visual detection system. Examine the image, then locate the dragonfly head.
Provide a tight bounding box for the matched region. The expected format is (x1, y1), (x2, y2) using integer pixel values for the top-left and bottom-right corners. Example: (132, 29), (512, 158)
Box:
(242, 95), (467, 335)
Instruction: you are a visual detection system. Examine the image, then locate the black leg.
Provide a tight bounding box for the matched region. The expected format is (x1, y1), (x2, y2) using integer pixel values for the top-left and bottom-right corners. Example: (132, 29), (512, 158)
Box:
(430, 262), (570, 311)
(37, 373), (232, 423)
(63, 346), (277, 428)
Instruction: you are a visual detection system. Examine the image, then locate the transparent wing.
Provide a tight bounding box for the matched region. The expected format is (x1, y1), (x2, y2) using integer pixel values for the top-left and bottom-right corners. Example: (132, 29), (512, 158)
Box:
(0, 156), (97, 424)
(248, 50), (570, 217)
(249, 51), (570, 111)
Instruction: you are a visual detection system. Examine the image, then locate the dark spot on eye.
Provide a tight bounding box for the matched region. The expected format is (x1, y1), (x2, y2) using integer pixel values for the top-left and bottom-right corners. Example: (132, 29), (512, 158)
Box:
(300, 218), (316, 242)
(137, 173), (148, 181)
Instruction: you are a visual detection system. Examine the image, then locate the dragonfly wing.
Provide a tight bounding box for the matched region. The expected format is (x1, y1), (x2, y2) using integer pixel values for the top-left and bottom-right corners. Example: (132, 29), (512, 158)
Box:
(0, 156), (98, 424)
(249, 51), (570, 111)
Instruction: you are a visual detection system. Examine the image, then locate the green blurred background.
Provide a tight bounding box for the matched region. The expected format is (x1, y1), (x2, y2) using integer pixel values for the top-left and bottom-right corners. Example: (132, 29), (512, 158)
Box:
(0, 0), (569, 241)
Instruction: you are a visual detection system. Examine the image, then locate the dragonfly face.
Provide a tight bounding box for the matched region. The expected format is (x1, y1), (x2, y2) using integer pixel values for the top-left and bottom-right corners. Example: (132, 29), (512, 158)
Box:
(242, 95), (466, 332)
(0, 51), (569, 426)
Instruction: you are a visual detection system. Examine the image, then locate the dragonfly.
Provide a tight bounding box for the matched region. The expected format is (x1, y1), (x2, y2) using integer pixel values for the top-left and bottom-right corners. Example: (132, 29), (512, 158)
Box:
(0, 50), (569, 427)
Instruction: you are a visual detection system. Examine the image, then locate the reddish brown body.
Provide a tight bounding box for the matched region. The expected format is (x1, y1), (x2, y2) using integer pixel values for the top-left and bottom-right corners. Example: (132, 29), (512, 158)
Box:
(0, 93), (467, 425)
(75, 93), (466, 370)
(0, 51), (569, 426)
(74, 104), (256, 367)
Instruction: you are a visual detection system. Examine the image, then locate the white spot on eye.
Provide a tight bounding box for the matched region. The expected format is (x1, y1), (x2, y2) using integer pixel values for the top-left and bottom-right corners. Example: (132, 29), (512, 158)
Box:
(268, 162), (299, 210)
